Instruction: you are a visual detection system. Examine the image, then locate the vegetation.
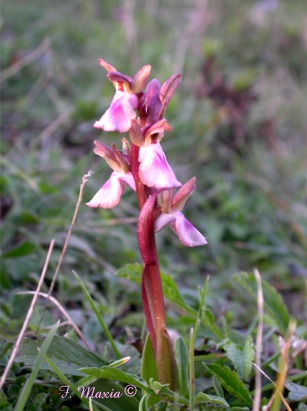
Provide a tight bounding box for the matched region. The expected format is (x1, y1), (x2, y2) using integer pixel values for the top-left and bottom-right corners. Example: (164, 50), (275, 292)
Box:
(1, 1), (306, 410)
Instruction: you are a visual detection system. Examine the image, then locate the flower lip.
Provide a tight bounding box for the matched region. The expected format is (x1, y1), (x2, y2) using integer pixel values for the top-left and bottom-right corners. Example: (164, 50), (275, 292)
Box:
(139, 142), (181, 189)
(154, 178), (207, 247)
(94, 89), (138, 133)
(154, 211), (207, 247)
(86, 171), (136, 209)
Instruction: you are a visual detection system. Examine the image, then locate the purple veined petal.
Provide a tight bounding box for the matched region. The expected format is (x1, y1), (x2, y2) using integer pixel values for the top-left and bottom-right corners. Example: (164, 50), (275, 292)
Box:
(138, 143), (181, 189)
(169, 211), (207, 247)
(86, 171), (136, 209)
(94, 91), (138, 133)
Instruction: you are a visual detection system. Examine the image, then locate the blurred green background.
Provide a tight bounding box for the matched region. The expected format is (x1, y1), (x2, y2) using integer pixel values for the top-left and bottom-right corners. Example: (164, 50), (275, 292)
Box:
(1, 0), (307, 342)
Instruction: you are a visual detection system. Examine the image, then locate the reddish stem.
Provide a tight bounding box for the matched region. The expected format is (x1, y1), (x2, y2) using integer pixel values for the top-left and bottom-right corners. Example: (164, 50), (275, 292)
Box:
(138, 194), (166, 353)
(130, 143), (147, 209)
(130, 142), (174, 387)
(130, 143), (166, 353)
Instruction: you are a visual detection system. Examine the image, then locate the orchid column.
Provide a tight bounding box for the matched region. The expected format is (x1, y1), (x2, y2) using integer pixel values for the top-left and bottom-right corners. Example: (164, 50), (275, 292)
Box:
(87, 59), (207, 388)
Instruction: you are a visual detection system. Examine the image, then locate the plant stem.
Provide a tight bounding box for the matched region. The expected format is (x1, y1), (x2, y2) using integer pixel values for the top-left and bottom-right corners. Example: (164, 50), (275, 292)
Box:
(130, 143), (147, 209)
(138, 194), (166, 351)
(130, 143), (175, 386)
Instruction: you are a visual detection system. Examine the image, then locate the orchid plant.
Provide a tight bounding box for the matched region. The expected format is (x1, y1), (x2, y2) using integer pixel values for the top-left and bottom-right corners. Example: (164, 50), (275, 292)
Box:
(87, 59), (207, 389)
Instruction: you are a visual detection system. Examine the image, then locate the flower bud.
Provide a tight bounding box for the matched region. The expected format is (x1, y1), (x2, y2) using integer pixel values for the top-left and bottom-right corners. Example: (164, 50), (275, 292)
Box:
(131, 65), (152, 94)
(160, 73), (182, 117)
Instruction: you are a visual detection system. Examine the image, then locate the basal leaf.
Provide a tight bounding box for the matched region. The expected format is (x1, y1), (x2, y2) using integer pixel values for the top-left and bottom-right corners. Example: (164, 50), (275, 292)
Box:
(174, 337), (190, 399)
(80, 366), (148, 391)
(223, 336), (254, 380)
(195, 392), (229, 408)
(205, 364), (252, 405)
(235, 272), (290, 334)
(14, 322), (59, 411)
(16, 335), (106, 376)
(141, 334), (158, 385)
(47, 356), (138, 411)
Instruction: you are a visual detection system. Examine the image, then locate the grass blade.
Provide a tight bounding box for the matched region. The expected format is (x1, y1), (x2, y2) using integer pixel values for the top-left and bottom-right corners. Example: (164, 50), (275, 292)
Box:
(73, 270), (121, 359)
(14, 321), (59, 411)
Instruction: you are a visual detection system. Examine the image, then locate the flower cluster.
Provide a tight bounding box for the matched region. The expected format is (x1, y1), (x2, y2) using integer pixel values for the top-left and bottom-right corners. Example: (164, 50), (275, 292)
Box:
(87, 59), (207, 247)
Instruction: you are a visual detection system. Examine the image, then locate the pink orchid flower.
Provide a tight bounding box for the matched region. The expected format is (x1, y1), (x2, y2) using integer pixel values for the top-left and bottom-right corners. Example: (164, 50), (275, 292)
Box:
(86, 140), (136, 209)
(139, 142), (181, 189)
(133, 119), (181, 190)
(94, 81), (138, 133)
(86, 171), (136, 209)
(155, 177), (207, 247)
(94, 59), (151, 133)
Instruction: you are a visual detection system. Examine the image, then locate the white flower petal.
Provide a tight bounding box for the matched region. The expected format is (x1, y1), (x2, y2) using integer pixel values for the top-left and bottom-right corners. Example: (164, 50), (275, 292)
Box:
(86, 171), (135, 209)
(139, 143), (181, 189)
(170, 211), (207, 247)
(155, 211), (207, 247)
(154, 213), (177, 232)
(94, 91), (137, 133)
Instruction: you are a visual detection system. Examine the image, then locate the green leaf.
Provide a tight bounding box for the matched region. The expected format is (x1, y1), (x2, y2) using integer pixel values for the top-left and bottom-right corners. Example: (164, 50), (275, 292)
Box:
(174, 337), (189, 399)
(15, 335), (106, 376)
(223, 336), (255, 380)
(14, 322), (59, 411)
(161, 273), (196, 315)
(235, 272), (291, 334)
(147, 380), (189, 406)
(202, 308), (225, 339)
(195, 392), (229, 408)
(73, 271), (121, 358)
(2, 242), (36, 258)
(205, 364), (252, 405)
(141, 334), (158, 386)
(213, 375), (224, 398)
(139, 392), (160, 410)
(92, 379), (140, 411)
(80, 366), (148, 391)
(286, 381), (307, 401)
(117, 264), (196, 315)
(45, 356), (110, 411)
(116, 263), (143, 284)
